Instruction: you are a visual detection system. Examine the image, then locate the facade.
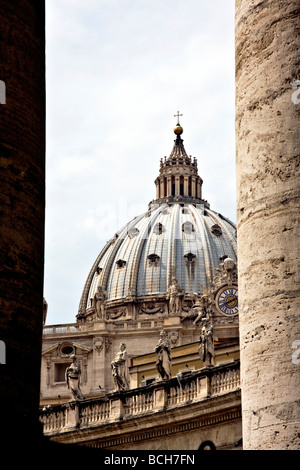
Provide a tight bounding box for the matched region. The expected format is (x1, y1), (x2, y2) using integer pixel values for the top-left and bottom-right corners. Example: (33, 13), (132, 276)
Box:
(40, 121), (242, 450)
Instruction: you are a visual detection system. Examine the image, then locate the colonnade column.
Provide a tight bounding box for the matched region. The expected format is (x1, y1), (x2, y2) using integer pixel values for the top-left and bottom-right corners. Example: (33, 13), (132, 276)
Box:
(235, 0), (300, 450)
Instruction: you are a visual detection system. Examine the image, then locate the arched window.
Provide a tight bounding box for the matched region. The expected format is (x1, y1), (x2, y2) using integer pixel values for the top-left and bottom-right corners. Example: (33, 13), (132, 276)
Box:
(180, 175), (184, 195)
(116, 259), (126, 269)
(153, 223), (164, 235)
(184, 252), (196, 263)
(182, 221), (195, 234)
(211, 224), (222, 236)
(0, 340), (6, 364)
(128, 227), (139, 239)
(147, 254), (160, 267)
(198, 440), (216, 450)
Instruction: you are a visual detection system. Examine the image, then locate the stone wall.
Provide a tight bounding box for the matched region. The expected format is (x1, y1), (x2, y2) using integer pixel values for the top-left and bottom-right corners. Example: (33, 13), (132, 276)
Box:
(235, 0), (300, 449)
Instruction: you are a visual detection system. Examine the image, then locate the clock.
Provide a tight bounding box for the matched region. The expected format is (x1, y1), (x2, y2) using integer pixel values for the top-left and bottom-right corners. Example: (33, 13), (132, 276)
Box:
(216, 286), (238, 316)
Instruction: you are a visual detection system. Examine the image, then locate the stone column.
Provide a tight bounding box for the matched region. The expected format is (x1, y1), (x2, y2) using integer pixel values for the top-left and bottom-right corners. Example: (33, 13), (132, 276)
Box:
(197, 178), (202, 199)
(155, 180), (160, 199)
(0, 1), (45, 447)
(191, 177), (196, 197)
(184, 176), (189, 196)
(236, 0), (300, 450)
(175, 176), (180, 196)
(167, 176), (172, 197)
(160, 177), (164, 199)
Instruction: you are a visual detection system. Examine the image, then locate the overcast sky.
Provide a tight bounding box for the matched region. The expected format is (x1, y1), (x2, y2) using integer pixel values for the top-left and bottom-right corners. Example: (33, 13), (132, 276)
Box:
(45, 0), (236, 326)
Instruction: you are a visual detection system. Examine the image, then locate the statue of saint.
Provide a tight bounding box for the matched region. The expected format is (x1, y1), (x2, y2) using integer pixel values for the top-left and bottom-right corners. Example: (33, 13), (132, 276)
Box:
(198, 324), (214, 367)
(155, 330), (172, 380)
(166, 277), (183, 314)
(65, 355), (85, 401)
(111, 343), (129, 391)
(94, 285), (107, 319)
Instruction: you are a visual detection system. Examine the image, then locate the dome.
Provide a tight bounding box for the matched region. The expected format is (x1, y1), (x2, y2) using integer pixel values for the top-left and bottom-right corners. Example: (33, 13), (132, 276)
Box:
(78, 116), (237, 320)
(79, 204), (236, 312)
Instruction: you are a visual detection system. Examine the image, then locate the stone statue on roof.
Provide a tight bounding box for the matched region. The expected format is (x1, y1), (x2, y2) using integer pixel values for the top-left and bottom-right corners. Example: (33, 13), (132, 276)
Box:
(65, 355), (85, 401)
(155, 330), (172, 380)
(111, 342), (129, 391)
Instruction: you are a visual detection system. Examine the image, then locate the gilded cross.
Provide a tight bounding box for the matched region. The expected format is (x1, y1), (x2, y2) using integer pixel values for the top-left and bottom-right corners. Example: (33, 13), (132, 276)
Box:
(174, 110), (183, 124)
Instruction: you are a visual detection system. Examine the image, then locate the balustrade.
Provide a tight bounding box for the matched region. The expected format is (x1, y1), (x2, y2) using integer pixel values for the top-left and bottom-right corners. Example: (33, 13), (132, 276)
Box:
(40, 361), (240, 436)
(210, 365), (240, 395)
(125, 390), (154, 415)
(43, 319), (166, 336)
(40, 407), (67, 433)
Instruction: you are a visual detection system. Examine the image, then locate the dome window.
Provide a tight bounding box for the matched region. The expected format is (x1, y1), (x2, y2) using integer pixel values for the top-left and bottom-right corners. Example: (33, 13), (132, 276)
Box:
(182, 221), (195, 234)
(116, 259), (126, 269)
(211, 224), (222, 236)
(184, 252), (196, 263)
(153, 223), (164, 235)
(147, 254), (160, 267)
(128, 227), (139, 239)
(111, 233), (118, 244)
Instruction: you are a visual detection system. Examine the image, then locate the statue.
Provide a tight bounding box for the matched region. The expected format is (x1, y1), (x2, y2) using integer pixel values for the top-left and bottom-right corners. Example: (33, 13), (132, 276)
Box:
(94, 285), (107, 319)
(166, 277), (183, 314)
(184, 294), (211, 325)
(223, 257), (237, 285)
(213, 257), (238, 288)
(111, 343), (129, 391)
(198, 324), (214, 367)
(155, 330), (172, 380)
(65, 355), (85, 401)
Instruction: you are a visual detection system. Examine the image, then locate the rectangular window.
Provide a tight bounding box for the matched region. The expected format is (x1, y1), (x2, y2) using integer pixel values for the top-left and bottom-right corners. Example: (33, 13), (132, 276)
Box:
(54, 363), (71, 383)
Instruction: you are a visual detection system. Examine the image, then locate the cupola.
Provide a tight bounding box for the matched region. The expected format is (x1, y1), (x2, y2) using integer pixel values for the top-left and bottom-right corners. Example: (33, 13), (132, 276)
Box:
(152, 112), (205, 207)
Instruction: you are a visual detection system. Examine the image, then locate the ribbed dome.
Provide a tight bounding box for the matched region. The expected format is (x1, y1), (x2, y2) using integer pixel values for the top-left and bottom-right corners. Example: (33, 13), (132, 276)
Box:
(79, 203), (236, 312)
(78, 117), (237, 318)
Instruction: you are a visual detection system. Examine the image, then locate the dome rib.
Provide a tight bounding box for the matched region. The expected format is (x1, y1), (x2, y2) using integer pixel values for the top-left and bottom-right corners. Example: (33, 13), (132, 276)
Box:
(78, 237), (115, 314)
(124, 214), (151, 297)
(130, 204), (166, 297)
(166, 203), (178, 287)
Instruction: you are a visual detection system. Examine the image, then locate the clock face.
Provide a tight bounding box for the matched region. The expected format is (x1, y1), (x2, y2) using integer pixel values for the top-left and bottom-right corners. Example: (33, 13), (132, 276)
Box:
(216, 287), (238, 316)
